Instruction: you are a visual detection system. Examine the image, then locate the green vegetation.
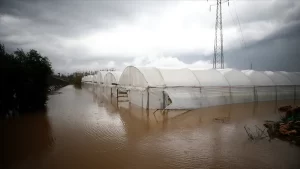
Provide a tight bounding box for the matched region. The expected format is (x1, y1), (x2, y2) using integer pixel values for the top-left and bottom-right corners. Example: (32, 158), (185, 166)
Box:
(54, 71), (98, 87)
(53, 72), (87, 87)
(65, 72), (84, 87)
(0, 44), (53, 116)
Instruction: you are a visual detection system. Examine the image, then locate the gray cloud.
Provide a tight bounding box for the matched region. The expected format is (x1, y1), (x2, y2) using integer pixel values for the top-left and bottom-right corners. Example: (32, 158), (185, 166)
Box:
(0, 0), (300, 73)
(0, 0), (170, 37)
(225, 20), (300, 71)
(178, 20), (300, 71)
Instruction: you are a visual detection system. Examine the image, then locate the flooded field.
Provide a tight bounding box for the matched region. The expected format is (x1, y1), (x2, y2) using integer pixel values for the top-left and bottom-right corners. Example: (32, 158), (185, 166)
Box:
(2, 85), (300, 169)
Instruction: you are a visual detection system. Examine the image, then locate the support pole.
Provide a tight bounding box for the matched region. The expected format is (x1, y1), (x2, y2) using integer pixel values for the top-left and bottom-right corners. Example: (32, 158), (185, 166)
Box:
(111, 87), (112, 99)
(162, 90), (165, 109)
(142, 91), (144, 109)
(229, 86), (232, 104)
(146, 87), (149, 110)
(117, 88), (119, 107)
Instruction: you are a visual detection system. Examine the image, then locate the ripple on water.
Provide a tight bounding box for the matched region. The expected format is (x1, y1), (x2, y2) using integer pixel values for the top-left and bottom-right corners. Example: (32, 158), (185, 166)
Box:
(5, 86), (300, 169)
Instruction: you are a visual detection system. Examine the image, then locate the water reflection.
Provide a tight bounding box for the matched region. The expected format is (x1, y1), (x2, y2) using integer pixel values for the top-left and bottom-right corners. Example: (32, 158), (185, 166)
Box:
(2, 85), (300, 169)
(1, 108), (54, 169)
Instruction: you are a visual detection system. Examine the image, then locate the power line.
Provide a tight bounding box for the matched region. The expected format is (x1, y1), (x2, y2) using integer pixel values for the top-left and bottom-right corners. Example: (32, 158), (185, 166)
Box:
(233, 1), (246, 49)
(228, 5), (244, 49)
(233, 0), (252, 69)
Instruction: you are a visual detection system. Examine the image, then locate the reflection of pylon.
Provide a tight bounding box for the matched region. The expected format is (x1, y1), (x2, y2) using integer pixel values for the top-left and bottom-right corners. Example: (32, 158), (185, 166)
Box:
(209, 0), (229, 69)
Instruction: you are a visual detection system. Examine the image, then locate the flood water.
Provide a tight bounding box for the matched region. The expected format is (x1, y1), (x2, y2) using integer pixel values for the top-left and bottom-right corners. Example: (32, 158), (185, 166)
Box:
(2, 85), (300, 169)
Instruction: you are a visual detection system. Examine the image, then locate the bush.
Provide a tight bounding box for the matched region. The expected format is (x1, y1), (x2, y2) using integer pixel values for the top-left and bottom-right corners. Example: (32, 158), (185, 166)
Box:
(0, 44), (53, 116)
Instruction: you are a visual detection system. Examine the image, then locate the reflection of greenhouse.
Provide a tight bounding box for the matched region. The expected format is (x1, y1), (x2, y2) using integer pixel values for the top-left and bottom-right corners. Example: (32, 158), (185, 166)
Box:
(81, 66), (300, 110)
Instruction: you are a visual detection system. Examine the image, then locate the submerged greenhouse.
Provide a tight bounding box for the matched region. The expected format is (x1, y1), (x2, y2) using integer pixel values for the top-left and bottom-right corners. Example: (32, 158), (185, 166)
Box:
(103, 71), (122, 98)
(82, 67), (300, 110)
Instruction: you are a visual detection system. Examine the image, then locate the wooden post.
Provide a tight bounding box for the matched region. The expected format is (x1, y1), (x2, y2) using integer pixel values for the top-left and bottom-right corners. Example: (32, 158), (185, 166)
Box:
(146, 87), (149, 110)
(141, 91), (144, 108)
(162, 90), (165, 109)
(199, 87), (202, 108)
(229, 86), (232, 104)
(110, 87), (112, 104)
(117, 88), (119, 107)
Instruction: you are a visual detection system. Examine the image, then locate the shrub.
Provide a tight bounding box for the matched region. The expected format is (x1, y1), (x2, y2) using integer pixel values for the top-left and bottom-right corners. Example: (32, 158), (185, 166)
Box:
(0, 44), (53, 116)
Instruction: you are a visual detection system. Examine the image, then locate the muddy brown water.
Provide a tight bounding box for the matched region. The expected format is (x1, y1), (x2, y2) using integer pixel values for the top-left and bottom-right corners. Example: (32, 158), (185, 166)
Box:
(1, 85), (300, 169)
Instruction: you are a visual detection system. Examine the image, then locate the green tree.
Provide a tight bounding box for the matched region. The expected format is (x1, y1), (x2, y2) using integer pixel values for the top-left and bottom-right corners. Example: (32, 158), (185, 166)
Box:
(0, 44), (53, 116)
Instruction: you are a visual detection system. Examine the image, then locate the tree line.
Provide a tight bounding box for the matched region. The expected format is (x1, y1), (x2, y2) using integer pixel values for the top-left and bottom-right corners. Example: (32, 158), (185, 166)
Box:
(0, 44), (53, 116)
(55, 68), (116, 86)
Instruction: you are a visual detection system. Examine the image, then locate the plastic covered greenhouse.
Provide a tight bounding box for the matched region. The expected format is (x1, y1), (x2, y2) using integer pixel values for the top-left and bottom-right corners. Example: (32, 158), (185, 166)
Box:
(81, 75), (94, 83)
(95, 71), (109, 84)
(117, 66), (300, 110)
(103, 71), (122, 97)
(104, 71), (122, 86)
(81, 67), (300, 110)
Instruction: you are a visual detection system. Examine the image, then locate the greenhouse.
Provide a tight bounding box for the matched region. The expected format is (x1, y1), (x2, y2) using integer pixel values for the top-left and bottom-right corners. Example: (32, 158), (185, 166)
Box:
(104, 71), (122, 86)
(117, 66), (300, 110)
(103, 71), (122, 97)
(95, 71), (109, 84)
(81, 75), (94, 83)
(80, 67), (300, 110)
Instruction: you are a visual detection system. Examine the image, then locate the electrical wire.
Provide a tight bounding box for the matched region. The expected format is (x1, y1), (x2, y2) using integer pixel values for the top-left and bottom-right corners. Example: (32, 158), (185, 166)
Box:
(232, 1), (246, 49)
(232, 0), (252, 69)
(228, 6), (244, 48)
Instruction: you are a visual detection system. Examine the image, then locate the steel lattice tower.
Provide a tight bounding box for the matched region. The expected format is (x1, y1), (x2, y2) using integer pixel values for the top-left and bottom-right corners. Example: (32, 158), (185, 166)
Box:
(213, 0), (224, 69)
(209, 0), (228, 69)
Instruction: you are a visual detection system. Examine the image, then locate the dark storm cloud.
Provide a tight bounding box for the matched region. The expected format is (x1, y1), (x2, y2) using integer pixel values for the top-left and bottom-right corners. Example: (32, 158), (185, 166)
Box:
(0, 0), (164, 37)
(1, 0), (300, 72)
(234, 0), (297, 24)
(225, 21), (300, 71)
(177, 0), (300, 71)
(0, 0), (170, 72)
(178, 20), (300, 71)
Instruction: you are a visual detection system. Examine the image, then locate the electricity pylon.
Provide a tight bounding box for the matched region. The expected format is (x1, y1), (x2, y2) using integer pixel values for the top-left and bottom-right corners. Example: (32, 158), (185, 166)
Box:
(209, 0), (229, 69)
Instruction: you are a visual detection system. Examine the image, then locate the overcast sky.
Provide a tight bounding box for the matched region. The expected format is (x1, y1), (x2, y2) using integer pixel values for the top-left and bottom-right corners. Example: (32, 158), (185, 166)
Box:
(1, 0), (299, 73)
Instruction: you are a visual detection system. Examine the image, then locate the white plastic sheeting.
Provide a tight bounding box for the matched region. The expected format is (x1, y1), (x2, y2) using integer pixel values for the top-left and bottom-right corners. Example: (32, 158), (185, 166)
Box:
(278, 71), (300, 85)
(81, 75), (98, 83)
(81, 66), (300, 110)
(264, 71), (293, 86)
(160, 68), (200, 87)
(242, 70), (274, 86)
(217, 69), (255, 104)
(96, 71), (109, 84)
(118, 66), (300, 110)
(81, 75), (94, 83)
(264, 71), (294, 100)
(92, 75), (97, 83)
(279, 72), (300, 100)
(218, 69), (253, 86)
(242, 70), (276, 101)
(104, 71), (122, 85)
(191, 69), (229, 87)
(103, 71), (122, 98)
(119, 66), (202, 87)
(119, 66), (164, 87)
